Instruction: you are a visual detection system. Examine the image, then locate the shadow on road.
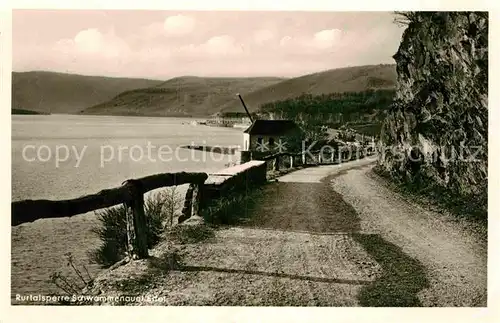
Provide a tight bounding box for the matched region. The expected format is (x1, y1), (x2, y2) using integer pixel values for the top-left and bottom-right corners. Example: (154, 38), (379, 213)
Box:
(227, 180), (361, 233)
(351, 233), (430, 307)
(174, 164), (431, 306)
(179, 265), (372, 286)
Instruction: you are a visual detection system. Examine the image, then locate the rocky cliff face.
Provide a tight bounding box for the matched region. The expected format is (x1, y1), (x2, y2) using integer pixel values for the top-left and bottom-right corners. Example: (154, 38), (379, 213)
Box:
(379, 12), (488, 200)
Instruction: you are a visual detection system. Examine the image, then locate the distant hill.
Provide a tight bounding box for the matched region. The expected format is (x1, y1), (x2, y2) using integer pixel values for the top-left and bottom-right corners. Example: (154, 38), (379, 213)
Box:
(14, 65), (396, 118)
(11, 108), (47, 115)
(220, 64), (397, 114)
(12, 71), (163, 114)
(81, 76), (286, 117)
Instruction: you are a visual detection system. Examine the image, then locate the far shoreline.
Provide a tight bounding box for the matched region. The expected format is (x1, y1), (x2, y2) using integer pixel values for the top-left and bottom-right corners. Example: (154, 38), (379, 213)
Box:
(12, 112), (210, 120)
(11, 109), (49, 115)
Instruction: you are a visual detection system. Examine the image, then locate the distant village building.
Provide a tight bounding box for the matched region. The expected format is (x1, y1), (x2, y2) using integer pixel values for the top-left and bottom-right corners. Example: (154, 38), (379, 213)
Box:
(207, 112), (252, 127)
(243, 120), (302, 152)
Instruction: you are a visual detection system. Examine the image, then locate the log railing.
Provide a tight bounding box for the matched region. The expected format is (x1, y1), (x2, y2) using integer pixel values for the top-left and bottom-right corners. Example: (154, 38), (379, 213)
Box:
(11, 144), (375, 259)
(11, 172), (208, 259)
(261, 144), (375, 173)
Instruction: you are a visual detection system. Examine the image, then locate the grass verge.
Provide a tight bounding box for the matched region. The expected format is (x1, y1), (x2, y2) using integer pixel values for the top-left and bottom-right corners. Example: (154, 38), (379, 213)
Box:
(371, 165), (487, 240)
(169, 224), (216, 244)
(112, 251), (184, 305)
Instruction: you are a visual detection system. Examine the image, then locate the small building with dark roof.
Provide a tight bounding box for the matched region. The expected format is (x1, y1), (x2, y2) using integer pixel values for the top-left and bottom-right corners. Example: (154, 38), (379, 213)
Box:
(242, 119), (302, 152)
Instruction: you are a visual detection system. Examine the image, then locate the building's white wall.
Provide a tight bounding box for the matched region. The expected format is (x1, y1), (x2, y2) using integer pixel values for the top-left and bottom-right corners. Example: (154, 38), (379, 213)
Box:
(208, 116), (251, 125)
(249, 134), (285, 152)
(243, 128), (302, 153)
(243, 133), (250, 151)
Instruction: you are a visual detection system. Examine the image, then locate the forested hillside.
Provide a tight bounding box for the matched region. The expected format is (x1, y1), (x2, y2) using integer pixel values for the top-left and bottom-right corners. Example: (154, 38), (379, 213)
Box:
(221, 64), (396, 114)
(82, 76), (284, 117)
(258, 89), (395, 138)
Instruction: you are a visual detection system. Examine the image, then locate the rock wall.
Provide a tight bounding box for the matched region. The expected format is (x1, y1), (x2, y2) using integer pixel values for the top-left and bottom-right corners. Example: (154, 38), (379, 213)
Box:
(379, 12), (488, 198)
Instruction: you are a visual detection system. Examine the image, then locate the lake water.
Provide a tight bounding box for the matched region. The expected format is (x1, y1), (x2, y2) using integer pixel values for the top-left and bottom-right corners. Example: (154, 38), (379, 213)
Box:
(11, 114), (242, 301)
(12, 114), (242, 201)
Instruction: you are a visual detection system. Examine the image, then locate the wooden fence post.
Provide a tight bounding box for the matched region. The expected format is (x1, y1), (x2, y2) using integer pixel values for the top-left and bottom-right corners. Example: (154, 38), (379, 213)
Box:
(290, 155), (293, 168)
(191, 184), (201, 217)
(125, 203), (135, 259)
(318, 152), (322, 164)
(274, 155), (280, 171)
(124, 180), (148, 259)
(179, 184), (194, 223)
(302, 151), (306, 165)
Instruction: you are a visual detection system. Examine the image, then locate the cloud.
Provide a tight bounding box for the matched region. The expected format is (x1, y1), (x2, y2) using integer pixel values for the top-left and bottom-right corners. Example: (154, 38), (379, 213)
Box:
(74, 28), (103, 53)
(276, 29), (346, 55)
(253, 29), (275, 45)
(163, 14), (196, 35)
(313, 29), (343, 49)
(13, 11), (404, 79)
(133, 15), (196, 42)
(204, 35), (243, 55)
(54, 28), (129, 58)
(178, 35), (245, 58)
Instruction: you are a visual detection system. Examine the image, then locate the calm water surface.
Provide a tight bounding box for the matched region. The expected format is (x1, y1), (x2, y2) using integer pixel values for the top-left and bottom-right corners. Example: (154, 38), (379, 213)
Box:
(12, 114), (242, 201)
(11, 114), (242, 301)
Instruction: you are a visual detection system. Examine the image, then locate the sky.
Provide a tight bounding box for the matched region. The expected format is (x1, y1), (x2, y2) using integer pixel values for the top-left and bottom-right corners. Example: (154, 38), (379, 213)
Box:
(12, 10), (406, 80)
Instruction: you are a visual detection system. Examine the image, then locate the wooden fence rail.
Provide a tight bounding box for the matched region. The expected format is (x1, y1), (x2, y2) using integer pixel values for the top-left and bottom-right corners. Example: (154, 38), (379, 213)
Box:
(11, 145), (375, 259)
(11, 172), (208, 226)
(261, 145), (376, 173)
(11, 172), (208, 258)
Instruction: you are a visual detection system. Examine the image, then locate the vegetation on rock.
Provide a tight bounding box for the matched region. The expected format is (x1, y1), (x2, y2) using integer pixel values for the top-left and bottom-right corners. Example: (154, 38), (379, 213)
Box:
(379, 12), (488, 219)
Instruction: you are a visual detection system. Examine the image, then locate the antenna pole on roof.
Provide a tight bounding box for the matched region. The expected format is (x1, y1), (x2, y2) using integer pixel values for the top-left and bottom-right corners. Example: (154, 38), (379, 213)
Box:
(236, 93), (253, 123)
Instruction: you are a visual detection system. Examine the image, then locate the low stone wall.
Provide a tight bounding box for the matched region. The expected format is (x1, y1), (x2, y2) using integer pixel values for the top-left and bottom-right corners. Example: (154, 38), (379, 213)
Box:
(201, 160), (267, 208)
(179, 161), (267, 223)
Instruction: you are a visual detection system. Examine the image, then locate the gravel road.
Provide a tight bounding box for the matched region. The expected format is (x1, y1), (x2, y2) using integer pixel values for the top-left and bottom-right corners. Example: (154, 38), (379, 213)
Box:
(85, 157), (487, 306)
(329, 164), (487, 306)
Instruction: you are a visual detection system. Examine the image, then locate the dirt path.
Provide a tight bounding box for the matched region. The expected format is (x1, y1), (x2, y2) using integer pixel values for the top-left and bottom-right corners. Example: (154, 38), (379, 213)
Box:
(329, 165), (487, 306)
(85, 158), (486, 306)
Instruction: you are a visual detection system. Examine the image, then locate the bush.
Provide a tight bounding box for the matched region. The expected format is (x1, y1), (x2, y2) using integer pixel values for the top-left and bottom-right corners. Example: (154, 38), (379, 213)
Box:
(49, 252), (94, 301)
(88, 187), (183, 268)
